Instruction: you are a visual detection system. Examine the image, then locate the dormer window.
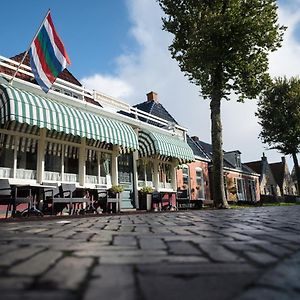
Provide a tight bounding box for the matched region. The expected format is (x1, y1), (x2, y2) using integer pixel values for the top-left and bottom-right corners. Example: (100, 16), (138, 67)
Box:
(236, 154), (241, 168)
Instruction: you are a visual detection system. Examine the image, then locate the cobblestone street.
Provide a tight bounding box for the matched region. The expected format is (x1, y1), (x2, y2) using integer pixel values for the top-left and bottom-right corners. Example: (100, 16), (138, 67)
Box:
(0, 206), (300, 300)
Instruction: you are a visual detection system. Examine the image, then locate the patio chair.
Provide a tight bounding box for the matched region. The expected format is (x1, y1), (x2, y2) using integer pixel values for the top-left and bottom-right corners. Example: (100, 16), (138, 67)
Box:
(52, 184), (89, 215)
(85, 189), (107, 214)
(0, 179), (32, 218)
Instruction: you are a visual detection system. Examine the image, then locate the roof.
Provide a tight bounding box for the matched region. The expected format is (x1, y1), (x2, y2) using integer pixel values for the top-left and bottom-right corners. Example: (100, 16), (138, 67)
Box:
(195, 140), (258, 175)
(186, 136), (210, 161)
(269, 162), (284, 187)
(244, 161), (262, 175)
(133, 100), (178, 127)
(9, 52), (82, 86)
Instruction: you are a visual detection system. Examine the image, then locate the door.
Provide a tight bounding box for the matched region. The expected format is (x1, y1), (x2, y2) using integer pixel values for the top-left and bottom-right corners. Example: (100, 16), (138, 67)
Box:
(118, 154), (134, 209)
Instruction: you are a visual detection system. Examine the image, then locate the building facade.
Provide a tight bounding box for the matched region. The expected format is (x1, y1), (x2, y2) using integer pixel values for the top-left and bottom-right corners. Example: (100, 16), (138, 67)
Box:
(245, 153), (281, 197)
(0, 53), (194, 212)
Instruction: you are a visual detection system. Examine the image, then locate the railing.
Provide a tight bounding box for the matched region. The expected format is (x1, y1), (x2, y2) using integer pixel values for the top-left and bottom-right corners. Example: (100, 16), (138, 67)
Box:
(44, 171), (62, 182)
(16, 169), (36, 180)
(85, 175), (106, 185)
(0, 55), (188, 138)
(0, 167), (12, 178)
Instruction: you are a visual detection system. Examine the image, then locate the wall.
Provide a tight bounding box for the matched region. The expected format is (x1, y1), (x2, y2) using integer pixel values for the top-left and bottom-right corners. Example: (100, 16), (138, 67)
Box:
(176, 160), (210, 201)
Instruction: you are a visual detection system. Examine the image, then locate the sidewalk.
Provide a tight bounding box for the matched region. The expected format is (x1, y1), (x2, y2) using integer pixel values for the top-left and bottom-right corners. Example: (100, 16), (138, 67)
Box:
(0, 206), (299, 300)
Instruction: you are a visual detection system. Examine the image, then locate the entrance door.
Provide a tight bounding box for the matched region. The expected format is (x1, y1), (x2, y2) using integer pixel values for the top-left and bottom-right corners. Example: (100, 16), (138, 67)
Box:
(118, 154), (134, 209)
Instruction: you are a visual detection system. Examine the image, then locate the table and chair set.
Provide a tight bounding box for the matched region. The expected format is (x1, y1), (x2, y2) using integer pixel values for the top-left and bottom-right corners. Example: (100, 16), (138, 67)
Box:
(0, 179), (118, 218)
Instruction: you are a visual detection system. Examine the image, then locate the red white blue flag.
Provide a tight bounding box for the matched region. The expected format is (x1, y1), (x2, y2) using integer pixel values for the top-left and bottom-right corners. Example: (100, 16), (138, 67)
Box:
(29, 12), (71, 93)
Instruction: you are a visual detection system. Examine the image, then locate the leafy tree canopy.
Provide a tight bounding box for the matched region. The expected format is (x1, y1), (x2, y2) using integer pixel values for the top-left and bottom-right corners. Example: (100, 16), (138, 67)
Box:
(257, 76), (300, 155)
(157, 0), (286, 101)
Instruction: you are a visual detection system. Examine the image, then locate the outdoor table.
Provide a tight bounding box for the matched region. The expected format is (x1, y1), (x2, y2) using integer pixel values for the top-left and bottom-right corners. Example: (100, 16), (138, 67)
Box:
(12, 183), (57, 217)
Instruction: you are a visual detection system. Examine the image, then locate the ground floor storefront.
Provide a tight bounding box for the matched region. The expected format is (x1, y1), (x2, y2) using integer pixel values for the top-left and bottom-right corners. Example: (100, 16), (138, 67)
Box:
(0, 82), (194, 216)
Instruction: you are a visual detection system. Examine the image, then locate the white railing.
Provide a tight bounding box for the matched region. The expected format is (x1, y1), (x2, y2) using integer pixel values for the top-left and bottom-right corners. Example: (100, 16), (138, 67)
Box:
(0, 55), (188, 137)
(63, 173), (78, 182)
(0, 167), (12, 178)
(16, 169), (36, 180)
(44, 171), (62, 182)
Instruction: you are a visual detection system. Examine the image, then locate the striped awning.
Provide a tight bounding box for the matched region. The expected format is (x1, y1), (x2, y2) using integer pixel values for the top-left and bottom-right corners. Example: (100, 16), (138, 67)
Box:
(138, 130), (195, 163)
(0, 84), (138, 151)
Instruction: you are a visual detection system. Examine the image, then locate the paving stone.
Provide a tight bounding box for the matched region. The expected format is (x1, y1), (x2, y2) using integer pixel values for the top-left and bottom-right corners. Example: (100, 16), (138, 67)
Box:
(166, 241), (202, 255)
(138, 272), (257, 300)
(113, 236), (137, 247)
(84, 265), (137, 300)
(243, 251), (278, 266)
(9, 250), (62, 276)
(0, 276), (33, 290)
(1, 206), (300, 300)
(39, 256), (93, 290)
(235, 287), (292, 300)
(0, 247), (43, 267)
(139, 238), (167, 250)
(199, 244), (245, 262)
(0, 291), (74, 300)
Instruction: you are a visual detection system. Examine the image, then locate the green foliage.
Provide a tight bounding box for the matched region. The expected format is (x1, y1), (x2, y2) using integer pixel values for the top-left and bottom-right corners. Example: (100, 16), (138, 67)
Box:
(139, 186), (154, 194)
(257, 76), (300, 155)
(109, 185), (124, 193)
(157, 0), (285, 101)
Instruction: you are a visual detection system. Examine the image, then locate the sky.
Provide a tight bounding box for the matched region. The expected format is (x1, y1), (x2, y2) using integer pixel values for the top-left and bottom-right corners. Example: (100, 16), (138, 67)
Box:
(0, 0), (300, 170)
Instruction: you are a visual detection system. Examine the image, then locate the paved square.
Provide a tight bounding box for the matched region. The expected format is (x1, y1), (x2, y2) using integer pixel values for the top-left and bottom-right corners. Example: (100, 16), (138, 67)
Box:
(0, 206), (300, 300)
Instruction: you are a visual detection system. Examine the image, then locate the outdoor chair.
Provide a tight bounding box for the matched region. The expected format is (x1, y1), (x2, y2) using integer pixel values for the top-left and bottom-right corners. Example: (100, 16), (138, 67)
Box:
(41, 182), (60, 215)
(0, 179), (32, 218)
(51, 184), (89, 215)
(92, 189), (108, 213)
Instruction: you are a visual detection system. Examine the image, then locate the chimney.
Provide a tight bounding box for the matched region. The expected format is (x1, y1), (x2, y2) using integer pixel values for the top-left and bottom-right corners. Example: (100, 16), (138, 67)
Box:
(191, 136), (199, 142)
(281, 156), (286, 164)
(147, 91), (158, 103)
(262, 152), (267, 161)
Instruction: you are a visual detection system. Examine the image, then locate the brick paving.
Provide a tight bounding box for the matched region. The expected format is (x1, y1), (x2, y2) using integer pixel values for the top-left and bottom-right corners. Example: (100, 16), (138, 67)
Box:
(0, 206), (300, 300)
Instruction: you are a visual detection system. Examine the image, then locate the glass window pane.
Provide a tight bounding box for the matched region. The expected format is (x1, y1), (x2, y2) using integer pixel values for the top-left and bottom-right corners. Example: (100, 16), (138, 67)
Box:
(100, 153), (111, 176)
(45, 153), (61, 172)
(0, 147), (14, 168)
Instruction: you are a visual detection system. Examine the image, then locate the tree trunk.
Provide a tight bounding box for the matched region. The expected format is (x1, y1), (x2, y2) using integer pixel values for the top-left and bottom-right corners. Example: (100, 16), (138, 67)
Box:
(210, 93), (229, 209)
(292, 152), (300, 196)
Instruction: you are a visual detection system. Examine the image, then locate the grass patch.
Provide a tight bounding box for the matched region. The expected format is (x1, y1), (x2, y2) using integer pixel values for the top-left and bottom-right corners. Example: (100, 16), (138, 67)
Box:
(230, 202), (300, 209)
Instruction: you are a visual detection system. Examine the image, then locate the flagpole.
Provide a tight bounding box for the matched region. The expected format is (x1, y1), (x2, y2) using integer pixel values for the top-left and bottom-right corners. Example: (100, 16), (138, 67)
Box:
(9, 9), (51, 85)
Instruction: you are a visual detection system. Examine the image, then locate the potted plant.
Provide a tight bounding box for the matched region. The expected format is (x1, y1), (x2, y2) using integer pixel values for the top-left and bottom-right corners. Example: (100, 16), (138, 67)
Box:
(108, 185), (124, 198)
(139, 186), (154, 211)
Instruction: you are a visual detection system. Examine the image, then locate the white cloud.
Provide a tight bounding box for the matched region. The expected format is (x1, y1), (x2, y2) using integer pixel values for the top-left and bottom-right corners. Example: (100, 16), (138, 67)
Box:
(80, 0), (300, 169)
(81, 74), (133, 99)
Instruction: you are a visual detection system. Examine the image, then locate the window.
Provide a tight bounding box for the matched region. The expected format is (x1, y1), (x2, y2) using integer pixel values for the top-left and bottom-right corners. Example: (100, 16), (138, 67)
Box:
(159, 162), (172, 188)
(236, 154), (241, 168)
(196, 167), (205, 199)
(137, 160), (153, 187)
(182, 165), (189, 186)
(248, 179), (256, 202)
(0, 147), (14, 168)
(86, 151), (111, 184)
(236, 178), (245, 201)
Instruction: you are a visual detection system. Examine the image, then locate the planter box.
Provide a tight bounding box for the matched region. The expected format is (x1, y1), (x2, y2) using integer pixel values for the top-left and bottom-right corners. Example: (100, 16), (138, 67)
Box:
(139, 193), (152, 211)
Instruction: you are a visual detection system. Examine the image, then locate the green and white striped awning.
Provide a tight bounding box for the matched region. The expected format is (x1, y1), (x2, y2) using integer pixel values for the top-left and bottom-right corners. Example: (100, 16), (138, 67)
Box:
(0, 84), (138, 151)
(138, 130), (195, 163)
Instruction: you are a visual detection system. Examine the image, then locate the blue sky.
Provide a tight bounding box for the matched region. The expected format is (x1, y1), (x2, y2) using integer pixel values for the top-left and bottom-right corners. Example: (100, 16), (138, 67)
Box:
(0, 0), (137, 77)
(1, 0), (299, 168)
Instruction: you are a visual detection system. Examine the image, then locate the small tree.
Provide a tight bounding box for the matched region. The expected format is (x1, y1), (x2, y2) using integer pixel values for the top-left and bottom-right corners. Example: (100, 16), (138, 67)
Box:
(157, 0), (285, 208)
(257, 76), (300, 195)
